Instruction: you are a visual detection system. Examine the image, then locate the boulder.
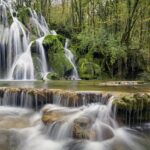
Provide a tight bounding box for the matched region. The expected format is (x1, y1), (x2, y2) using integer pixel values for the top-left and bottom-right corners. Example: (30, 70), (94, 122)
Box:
(42, 109), (64, 124)
(73, 116), (94, 140)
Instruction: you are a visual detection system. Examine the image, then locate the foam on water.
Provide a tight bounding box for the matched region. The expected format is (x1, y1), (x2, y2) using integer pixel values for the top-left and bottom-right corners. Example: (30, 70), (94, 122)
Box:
(0, 96), (149, 150)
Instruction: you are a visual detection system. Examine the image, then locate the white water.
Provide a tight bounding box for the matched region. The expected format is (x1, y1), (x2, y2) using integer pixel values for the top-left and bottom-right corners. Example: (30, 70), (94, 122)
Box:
(0, 96), (148, 150)
(0, 1), (48, 80)
(65, 39), (80, 80)
(0, 0), (80, 80)
(8, 42), (34, 80)
(35, 37), (48, 76)
(29, 8), (49, 37)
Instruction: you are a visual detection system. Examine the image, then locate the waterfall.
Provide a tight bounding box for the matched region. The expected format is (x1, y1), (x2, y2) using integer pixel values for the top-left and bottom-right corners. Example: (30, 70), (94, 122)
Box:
(29, 8), (49, 36)
(35, 37), (48, 76)
(64, 39), (80, 80)
(0, 0), (51, 80)
(7, 17), (29, 75)
(8, 42), (34, 80)
(0, 0), (81, 80)
(0, 2), (9, 78)
(0, 88), (110, 109)
(0, 91), (148, 150)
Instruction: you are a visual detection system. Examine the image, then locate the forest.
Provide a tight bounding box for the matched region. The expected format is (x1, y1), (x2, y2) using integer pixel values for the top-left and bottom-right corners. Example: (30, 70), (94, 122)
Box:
(15, 0), (150, 80)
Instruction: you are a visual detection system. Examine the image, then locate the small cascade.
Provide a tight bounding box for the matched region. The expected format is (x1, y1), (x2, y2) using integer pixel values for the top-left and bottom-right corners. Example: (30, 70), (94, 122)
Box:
(8, 16), (28, 67)
(64, 39), (80, 80)
(0, 0), (51, 80)
(0, 1), (80, 80)
(8, 42), (34, 80)
(0, 88), (111, 109)
(29, 9), (49, 36)
(35, 37), (48, 76)
(0, 0), (31, 80)
(0, 3), (9, 78)
(0, 87), (148, 149)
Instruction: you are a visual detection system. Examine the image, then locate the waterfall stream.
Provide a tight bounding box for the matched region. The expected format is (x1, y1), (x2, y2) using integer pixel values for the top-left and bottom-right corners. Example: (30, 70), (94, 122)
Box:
(64, 39), (80, 80)
(0, 91), (148, 150)
(0, 0), (80, 80)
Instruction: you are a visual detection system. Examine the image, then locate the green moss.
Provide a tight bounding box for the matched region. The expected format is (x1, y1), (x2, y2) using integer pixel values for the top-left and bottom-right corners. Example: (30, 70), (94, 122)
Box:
(43, 35), (63, 53)
(17, 7), (31, 28)
(57, 34), (66, 46)
(17, 7), (39, 38)
(46, 72), (60, 80)
(43, 35), (73, 78)
(30, 25), (39, 39)
(114, 93), (150, 124)
(78, 58), (101, 80)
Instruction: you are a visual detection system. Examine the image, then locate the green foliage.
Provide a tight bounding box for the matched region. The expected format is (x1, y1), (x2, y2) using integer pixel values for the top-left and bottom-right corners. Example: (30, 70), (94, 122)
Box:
(43, 35), (73, 78)
(47, 72), (60, 80)
(18, 7), (31, 28)
(78, 58), (101, 79)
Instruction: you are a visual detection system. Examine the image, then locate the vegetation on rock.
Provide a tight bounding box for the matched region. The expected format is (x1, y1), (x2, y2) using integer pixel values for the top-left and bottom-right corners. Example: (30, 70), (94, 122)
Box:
(114, 93), (150, 125)
(43, 35), (73, 78)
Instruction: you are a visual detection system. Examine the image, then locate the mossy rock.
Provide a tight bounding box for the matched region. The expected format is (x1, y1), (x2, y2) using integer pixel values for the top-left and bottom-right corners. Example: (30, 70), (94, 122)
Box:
(17, 7), (39, 39)
(43, 35), (73, 78)
(46, 72), (60, 80)
(78, 58), (101, 79)
(113, 93), (150, 124)
(57, 34), (66, 46)
(17, 7), (31, 28)
(43, 35), (63, 53)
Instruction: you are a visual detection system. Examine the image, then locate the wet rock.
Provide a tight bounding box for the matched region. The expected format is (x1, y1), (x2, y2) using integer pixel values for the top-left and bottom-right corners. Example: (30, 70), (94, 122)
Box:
(114, 93), (150, 125)
(73, 117), (94, 140)
(42, 110), (64, 124)
(72, 117), (114, 141)
(100, 81), (142, 86)
(97, 124), (114, 141)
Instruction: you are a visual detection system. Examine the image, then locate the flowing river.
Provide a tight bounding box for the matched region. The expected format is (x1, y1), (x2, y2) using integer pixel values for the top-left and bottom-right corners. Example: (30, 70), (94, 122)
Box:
(0, 84), (149, 150)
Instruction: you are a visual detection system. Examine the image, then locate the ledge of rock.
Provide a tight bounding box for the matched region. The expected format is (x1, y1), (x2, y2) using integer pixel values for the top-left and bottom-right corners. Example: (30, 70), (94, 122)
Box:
(0, 88), (112, 108)
(114, 93), (150, 125)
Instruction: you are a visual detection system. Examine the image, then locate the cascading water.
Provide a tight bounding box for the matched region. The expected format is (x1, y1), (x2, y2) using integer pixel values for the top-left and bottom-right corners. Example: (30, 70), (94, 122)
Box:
(35, 37), (48, 76)
(29, 8), (49, 37)
(8, 16), (29, 68)
(0, 92), (149, 150)
(0, 0), (80, 80)
(64, 39), (80, 80)
(0, 0), (32, 80)
(0, 1), (9, 78)
(8, 42), (34, 80)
